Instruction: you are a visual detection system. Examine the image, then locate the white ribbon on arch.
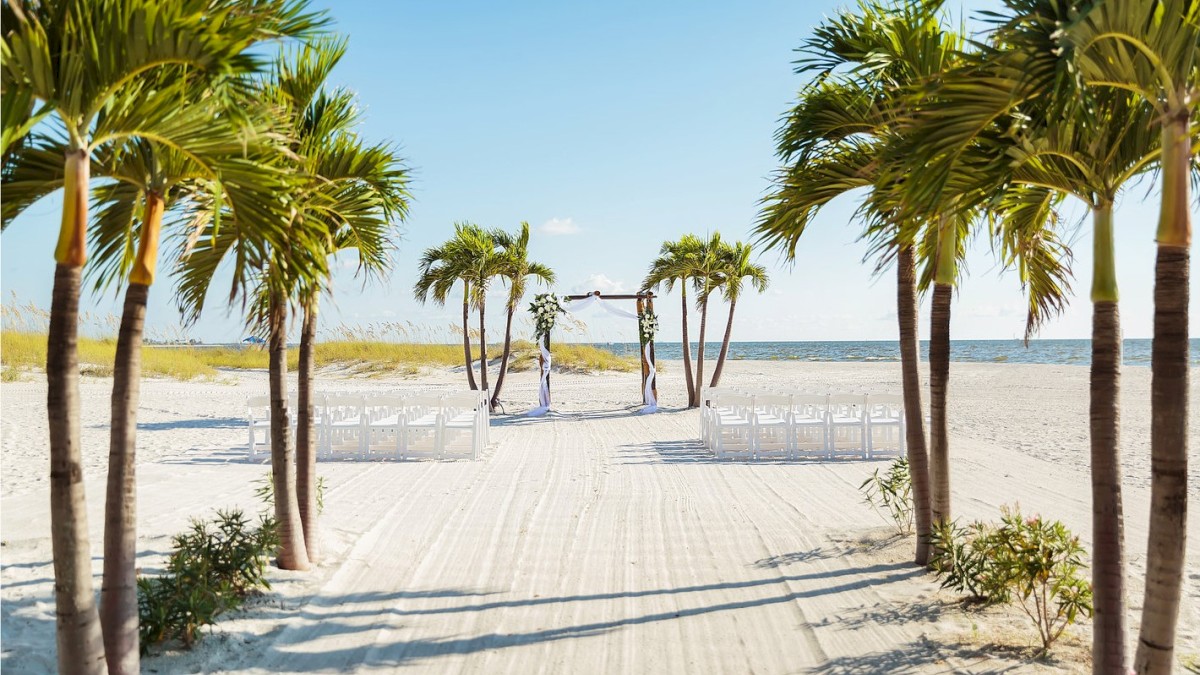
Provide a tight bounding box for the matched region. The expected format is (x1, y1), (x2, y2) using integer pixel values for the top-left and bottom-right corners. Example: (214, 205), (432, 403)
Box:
(639, 341), (658, 414)
(525, 340), (552, 417)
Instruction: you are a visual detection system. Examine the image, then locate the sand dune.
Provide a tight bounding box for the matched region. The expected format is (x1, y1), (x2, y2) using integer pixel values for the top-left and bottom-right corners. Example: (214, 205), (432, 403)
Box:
(1, 360), (1197, 673)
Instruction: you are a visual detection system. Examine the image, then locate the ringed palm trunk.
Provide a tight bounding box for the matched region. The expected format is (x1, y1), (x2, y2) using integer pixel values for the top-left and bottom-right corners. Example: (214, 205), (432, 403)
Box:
(101, 191), (164, 675)
(268, 291), (310, 571)
(680, 285), (695, 405)
(1135, 110), (1191, 674)
(462, 283), (478, 390)
(928, 221), (956, 527)
(1089, 202), (1127, 674)
(897, 245), (933, 566)
(692, 297), (709, 408)
(478, 298), (489, 394)
(490, 304), (516, 410)
(48, 147), (107, 674)
(296, 294), (320, 564)
(708, 297), (736, 388)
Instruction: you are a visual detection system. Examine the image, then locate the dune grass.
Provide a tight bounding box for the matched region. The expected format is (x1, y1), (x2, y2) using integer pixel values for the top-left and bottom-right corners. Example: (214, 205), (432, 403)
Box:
(1, 331), (636, 381)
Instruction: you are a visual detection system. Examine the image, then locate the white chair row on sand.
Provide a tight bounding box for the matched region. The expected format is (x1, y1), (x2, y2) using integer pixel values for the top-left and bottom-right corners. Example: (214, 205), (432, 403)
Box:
(700, 388), (905, 461)
(248, 390), (491, 462)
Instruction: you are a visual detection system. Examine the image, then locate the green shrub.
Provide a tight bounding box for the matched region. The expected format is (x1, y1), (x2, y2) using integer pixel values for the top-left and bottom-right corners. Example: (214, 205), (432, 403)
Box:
(930, 506), (1094, 653)
(138, 509), (279, 652)
(859, 457), (914, 535)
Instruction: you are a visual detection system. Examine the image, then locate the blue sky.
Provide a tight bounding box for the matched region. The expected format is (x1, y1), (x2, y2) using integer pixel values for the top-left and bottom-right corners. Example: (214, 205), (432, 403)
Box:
(2, 1), (1195, 343)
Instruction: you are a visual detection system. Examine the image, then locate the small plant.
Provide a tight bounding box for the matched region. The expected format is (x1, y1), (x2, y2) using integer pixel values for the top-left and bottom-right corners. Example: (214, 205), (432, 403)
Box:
(254, 473), (326, 515)
(138, 509), (279, 652)
(859, 457), (914, 535)
(930, 506), (1094, 654)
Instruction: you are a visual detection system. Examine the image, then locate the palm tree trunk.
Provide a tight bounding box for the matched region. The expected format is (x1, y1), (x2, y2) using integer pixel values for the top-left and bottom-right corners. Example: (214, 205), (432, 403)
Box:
(268, 291), (309, 571)
(462, 284), (478, 390)
(1088, 203), (1127, 674)
(680, 286), (695, 405)
(100, 190), (163, 675)
(490, 304), (516, 410)
(692, 298), (709, 408)
(296, 294), (320, 564)
(478, 298), (489, 394)
(897, 245), (933, 566)
(49, 148), (106, 675)
(708, 298), (736, 388)
(928, 282), (952, 527)
(1135, 112), (1191, 674)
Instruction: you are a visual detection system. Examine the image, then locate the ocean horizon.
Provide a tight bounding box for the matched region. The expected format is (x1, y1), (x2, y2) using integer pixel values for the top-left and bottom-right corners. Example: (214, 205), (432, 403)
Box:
(583, 339), (1200, 367)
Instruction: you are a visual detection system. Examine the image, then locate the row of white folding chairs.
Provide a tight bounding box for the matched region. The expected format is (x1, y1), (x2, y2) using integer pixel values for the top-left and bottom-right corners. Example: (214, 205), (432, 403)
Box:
(699, 389), (905, 460)
(248, 389), (490, 461)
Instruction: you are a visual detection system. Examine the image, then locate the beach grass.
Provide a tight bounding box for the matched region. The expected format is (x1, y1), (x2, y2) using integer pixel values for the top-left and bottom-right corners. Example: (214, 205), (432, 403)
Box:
(1, 330), (637, 380)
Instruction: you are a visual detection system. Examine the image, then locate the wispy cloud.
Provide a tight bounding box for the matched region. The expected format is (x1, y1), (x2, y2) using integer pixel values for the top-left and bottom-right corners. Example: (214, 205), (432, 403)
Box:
(572, 273), (626, 295)
(540, 217), (581, 236)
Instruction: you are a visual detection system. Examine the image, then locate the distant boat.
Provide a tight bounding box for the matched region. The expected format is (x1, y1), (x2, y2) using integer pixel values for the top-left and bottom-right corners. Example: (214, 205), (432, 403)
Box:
(242, 336), (266, 345)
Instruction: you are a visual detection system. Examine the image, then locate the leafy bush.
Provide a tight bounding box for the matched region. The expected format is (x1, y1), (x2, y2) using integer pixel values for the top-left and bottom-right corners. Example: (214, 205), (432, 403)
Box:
(859, 457), (914, 535)
(138, 509), (279, 652)
(930, 506), (1094, 653)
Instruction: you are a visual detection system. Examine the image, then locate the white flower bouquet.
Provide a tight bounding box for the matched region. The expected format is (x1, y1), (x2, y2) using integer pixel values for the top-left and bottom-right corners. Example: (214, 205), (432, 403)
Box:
(638, 310), (659, 345)
(529, 293), (564, 339)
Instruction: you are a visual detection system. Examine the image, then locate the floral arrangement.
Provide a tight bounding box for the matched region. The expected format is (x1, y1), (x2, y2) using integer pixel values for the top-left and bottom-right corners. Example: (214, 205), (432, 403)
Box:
(638, 309), (659, 345)
(529, 293), (564, 339)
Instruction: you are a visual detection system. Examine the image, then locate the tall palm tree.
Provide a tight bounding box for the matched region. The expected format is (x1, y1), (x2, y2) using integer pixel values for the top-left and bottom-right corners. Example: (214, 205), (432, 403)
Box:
(0, 2), (324, 671)
(641, 234), (703, 406)
(691, 232), (726, 408)
(490, 222), (554, 410)
(755, 0), (955, 565)
(708, 241), (768, 388)
(275, 40), (410, 565)
(414, 223), (497, 390)
(1050, 3), (1200, 668)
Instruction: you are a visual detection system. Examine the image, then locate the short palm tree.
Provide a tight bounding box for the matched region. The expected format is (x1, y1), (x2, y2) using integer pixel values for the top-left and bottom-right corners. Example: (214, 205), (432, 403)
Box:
(414, 223), (498, 390)
(707, 241), (768, 388)
(0, 1), (324, 671)
(490, 222), (554, 410)
(641, 234), (703, 406)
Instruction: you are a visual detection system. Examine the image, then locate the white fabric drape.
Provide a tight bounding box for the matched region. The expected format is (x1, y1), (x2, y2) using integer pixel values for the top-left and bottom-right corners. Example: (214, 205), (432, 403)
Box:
(638, 341), (658, 414)
(526, 340), (552, 417)
(565, 294), (640, 320)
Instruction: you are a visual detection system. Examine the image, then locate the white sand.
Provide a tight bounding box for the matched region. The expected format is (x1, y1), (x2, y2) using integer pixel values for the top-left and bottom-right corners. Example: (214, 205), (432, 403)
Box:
(2, 360), (1198, 673)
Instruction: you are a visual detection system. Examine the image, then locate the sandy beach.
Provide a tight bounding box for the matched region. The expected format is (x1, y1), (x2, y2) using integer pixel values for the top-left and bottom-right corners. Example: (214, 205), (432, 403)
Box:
(2, 360), (1198, 673)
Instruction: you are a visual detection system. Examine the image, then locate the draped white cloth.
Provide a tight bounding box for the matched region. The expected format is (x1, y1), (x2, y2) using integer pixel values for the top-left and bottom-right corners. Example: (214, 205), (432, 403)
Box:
(525, 340), (552, 417)
(526, 294), (658, 416)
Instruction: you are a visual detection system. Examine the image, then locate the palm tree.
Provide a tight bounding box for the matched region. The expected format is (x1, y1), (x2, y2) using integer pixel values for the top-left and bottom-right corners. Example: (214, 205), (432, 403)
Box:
(642, 234), (702, 406)
(414, 223), (497, 390)
(0, 2), (324, 671)
(1050, 3), (1200, 668)
(690, 232), (726, 408)
(708, 241), (768, 388)
(490, 222), (554, 410)
(273, 39), (410, 565)
(755, 0), (955, 565)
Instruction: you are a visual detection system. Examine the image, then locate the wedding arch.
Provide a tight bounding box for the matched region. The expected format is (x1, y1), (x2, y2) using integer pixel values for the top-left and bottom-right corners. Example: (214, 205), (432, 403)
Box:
(527, 290), (658, 416)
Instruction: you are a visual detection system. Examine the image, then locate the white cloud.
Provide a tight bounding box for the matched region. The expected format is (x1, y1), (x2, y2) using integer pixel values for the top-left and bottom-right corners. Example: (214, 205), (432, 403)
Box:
(572, 273), (626, 295)
(539, 217), (581, 236)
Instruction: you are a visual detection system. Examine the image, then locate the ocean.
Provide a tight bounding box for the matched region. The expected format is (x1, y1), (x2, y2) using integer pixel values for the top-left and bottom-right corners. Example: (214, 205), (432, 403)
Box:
(588, 339), (1200, 367)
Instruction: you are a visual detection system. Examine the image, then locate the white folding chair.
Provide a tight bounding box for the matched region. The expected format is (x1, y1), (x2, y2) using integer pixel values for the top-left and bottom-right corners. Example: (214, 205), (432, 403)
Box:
(699, 386), (734, 444)
(363, 394), (408, 460)
(789, 394), (831, 459)
(247, 395), (271, 459)
(865, 393), (905, 459)
(708, 392), (755, 459)
(402, 395), (444, 460)
(752, 393), (793, 460)
(828, 394), (868, 459)
(442, 392), (483, 460)
(323, 394), (366, 459)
